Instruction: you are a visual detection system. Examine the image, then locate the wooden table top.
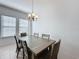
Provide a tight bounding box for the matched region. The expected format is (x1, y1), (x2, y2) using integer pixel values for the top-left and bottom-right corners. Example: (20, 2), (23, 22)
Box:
(19, 36), (56, 55)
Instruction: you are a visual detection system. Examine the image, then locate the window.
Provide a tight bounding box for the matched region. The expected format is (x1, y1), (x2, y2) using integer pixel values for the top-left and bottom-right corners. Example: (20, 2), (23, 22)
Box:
(0, 15), (28, 38)
(1, 15), (16, 37)
(19, 19), (28, 34)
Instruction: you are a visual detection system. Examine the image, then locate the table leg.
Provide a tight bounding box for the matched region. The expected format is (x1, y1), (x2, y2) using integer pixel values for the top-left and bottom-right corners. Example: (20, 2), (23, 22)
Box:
(32, 53), (34, 59)
(32, 53), (38, 59)
(49, 44), (52, 59)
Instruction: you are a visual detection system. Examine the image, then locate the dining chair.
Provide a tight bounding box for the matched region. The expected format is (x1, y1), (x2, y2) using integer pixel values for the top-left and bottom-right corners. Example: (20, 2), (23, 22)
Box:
(20, 32), (27, 37)
(38, 40), (61, 59)
(14, 36), (23, 58)
(33, 33), (39, 37)
(51, 39), (61, 59)
(22, 41), (28, 59)
(42, 34), (50, 40)
(42, 34), (50, 53)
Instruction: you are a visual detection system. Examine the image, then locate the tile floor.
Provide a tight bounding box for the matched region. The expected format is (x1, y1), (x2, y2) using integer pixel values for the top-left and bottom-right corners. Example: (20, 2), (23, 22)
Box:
(0, 44), (23, 59)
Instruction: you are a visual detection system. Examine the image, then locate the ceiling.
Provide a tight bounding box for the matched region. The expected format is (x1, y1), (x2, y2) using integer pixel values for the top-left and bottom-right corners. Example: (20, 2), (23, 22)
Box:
(0, 0), (53, 13)
(0, 0), (33, 12)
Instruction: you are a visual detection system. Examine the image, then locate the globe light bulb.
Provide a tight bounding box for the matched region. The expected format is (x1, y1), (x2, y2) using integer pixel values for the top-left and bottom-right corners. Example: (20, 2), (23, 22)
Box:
(28, 13), (31, 18)
(32, 12), (35, 17)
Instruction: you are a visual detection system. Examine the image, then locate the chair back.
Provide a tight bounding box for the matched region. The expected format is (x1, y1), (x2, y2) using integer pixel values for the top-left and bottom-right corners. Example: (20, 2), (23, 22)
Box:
(34, 33), (39, 37)
(14, 36), (18, 48)
(20, 33), (27, 37)
(51, 40), (61, 59)
(42, 34), (50, 40)
(14, 36), (23, 48)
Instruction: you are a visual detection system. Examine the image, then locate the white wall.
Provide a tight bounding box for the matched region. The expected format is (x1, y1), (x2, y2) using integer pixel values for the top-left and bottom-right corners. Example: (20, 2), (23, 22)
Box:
(33, 0), (79, 59)
(0, 0), (79, 59)
(0, 5), (28, 19)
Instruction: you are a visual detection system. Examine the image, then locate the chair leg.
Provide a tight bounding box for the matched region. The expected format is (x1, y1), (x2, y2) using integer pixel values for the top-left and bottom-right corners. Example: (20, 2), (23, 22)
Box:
(23, 49), (25, 59)
(17, 51), (19, 58)
(16, 49), (17, 52)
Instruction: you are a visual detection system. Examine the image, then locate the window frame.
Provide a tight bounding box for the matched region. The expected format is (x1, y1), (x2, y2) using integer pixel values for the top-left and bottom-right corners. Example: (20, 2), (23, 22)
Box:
(1, 15), (16, 38)
(0, 14), (29, 38)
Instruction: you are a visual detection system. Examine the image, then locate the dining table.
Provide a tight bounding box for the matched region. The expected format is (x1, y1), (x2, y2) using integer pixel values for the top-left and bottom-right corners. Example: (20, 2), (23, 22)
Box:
(19, 35), (56, 59)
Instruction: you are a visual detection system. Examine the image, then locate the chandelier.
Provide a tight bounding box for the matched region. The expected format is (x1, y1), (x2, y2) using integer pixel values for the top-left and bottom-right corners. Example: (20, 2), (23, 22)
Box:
(28, 0), (38, 21)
